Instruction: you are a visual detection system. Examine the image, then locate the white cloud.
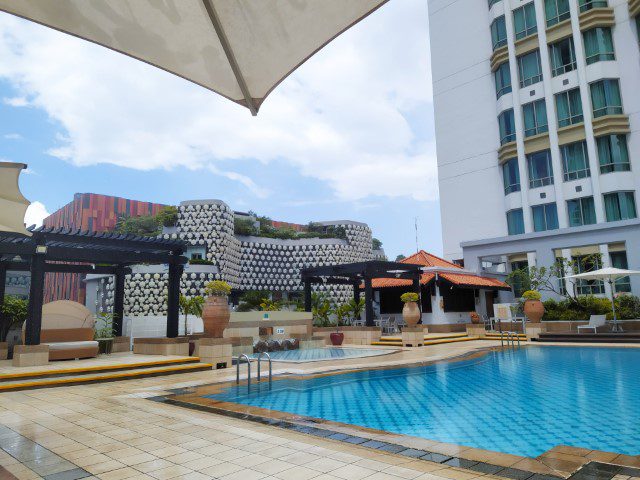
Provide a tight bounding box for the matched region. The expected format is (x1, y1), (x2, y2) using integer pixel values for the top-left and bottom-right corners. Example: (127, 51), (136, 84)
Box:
(3, 133), (22, 140)
(24, 201), (49, 228)
(0, 1), (436, 201)
(2, 96), (28, 107)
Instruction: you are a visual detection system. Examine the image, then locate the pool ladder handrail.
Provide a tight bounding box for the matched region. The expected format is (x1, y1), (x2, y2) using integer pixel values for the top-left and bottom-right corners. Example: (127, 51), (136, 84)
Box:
(500, 331), (521, 348)
(256, 352), (272, 385)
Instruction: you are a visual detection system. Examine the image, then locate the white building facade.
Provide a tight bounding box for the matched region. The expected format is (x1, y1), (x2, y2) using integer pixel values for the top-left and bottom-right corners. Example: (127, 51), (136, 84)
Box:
(429, 0), (640, 302)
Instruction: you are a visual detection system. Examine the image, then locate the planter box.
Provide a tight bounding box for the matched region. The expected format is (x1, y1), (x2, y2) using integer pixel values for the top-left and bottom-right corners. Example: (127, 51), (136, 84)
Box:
(0, 342), (7, 360)
(401, 326), (424, 347)
(133, 337), (189, 356)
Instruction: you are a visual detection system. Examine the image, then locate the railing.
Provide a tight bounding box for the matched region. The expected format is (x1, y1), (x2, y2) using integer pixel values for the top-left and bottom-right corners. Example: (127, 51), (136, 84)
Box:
(563, 167), (591, 182)
(593, 105), (623, 118)
(558, 114), (584, 128)
(529, 176), (554, 188)
(552, 60), (577, 77)
(256, 352), (272, 385)
(524, 124), (549, 137)
(236, 354), (251, 392)
(579, 0), (608, 12)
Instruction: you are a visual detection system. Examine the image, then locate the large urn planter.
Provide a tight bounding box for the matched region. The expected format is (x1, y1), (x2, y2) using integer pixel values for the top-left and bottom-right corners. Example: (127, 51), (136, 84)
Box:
(330, 332), (344, 346)
(402, 302), (421, 327)
(202, 296), (230, 337)
(523, 300), (544, 322)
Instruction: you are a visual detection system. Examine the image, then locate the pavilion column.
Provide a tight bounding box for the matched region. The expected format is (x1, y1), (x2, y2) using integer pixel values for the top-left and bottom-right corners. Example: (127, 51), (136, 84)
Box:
(166, 262), (183, 338)
(113, 266), (126, 337)
(352, 281), (361, 304)
(303, 278), (312, 312)
(25, 252), (46, 345)
(364, 276), (374, 327)
(0, 265), (6, 330)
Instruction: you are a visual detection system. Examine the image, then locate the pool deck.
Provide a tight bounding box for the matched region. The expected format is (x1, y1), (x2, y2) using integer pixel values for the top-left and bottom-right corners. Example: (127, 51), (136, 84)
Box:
(1, 340), (639, 480)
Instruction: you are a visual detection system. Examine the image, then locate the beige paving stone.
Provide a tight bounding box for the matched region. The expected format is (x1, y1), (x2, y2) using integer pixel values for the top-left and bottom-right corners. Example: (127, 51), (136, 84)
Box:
(118, 452), (158, 466)
(219, 468), (268, 480)
(162, 451), (205, 465)
(131, 458), (175, 474)
(330, 464), (377, 480)
(381, 464), (424, 479)
(86, 460), (128, 475)
(304, 457), (348, 473)
(199, 461), (244, 477)
(97, 467), (141, 480)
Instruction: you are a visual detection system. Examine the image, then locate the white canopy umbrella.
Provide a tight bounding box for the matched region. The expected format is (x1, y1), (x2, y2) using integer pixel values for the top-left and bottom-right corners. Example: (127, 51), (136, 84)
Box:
(0, 0), (388, 115)
(0, 162), (31, 236)
(566, 267), (640, 332)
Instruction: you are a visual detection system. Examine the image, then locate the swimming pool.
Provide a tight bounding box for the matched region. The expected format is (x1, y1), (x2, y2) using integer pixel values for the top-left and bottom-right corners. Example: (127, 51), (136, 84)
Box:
(209, 346), (640, 457)
(247, 347), (397, 363)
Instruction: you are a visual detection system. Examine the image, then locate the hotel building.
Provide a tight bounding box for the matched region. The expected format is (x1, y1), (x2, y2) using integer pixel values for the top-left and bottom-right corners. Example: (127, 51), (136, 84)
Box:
(429, 0), (640, 303)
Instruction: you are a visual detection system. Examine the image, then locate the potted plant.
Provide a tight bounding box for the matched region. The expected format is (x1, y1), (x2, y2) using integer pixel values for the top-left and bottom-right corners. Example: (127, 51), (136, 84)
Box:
(202, 280), (231, 337)
(330, 303), (350, 346)
(0, 296), (27, 359)
(179, 294), (204, 355)
(94, 312), (115, 354)
(346, 297), (365, 324)
(522, 290), (544, 322)
(469, 311), (480, 324)
(400, 292), (421, 327)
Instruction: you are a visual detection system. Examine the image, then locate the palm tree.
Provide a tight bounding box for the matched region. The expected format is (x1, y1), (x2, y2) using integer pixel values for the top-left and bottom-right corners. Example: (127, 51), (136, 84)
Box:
(179, 295), (204, 335)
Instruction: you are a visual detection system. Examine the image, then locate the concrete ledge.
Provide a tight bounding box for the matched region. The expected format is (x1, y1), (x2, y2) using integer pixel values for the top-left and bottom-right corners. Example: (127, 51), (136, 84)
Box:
(133, 337), (189, 356)
(402, 326), (424, 347)
(112, 336), (131, 353)
(196, 338), (232, 369)
(13, 345), (49, 367)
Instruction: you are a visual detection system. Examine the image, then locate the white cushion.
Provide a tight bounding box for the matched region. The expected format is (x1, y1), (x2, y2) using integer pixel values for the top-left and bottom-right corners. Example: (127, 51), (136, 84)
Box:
(44, 341), (99, 351)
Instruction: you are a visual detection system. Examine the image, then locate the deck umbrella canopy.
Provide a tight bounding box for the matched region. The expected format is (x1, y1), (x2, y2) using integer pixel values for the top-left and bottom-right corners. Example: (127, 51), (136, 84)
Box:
(0, 0), (388, 115)
(0, 226), (188, 345)
(301, 260), (423, 327)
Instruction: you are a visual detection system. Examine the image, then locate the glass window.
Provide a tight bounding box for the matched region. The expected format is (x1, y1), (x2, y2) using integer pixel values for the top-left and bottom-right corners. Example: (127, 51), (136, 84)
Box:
(498, 109), (516, 145)
(549, 37), (577, 76)
(503, 158), (521, 195)
(574, 254), (604, 295)
(518, 50), (543, 87)
(579, 0), (608, 12)
(495, 62), (512, 99)
(507, 209), (525, 235)
(510, 260), (529, 297)
(597, 135), (631, 174)
(527, 150), (554, 188)
(545, 0), (570, 27)
(610, 251), (631, 293)
(561, 141), (590, 181)
(583, 28), (615, 64)
(590, 79), (623, 118)
(532, 203), (559, 231)
(489, 0), (502, 8)
(555, 88), (584, 127)
(604, 192), (637, 222)
(513, 3), (538, 40)
(567, 197), (596, 227)
(636, 16), (640, 44)
(523, 99), (548, 137)
(491, 16), (508, 50)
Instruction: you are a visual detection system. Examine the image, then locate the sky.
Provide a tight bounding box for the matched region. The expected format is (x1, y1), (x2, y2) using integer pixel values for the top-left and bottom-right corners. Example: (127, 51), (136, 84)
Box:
(0, 0), (440, 260)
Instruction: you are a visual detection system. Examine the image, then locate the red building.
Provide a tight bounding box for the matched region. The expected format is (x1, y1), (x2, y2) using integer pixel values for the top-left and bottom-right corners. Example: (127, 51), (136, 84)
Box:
(43, 193), (166, 303)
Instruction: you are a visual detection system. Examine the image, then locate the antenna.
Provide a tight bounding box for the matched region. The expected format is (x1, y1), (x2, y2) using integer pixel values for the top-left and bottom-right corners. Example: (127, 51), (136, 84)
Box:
(414, 216), (419, 253)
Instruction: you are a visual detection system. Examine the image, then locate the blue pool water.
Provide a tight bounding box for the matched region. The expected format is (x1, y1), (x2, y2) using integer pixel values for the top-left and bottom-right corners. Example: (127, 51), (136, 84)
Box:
(248, 348), (396, 363)
(209, 346), (640, 457)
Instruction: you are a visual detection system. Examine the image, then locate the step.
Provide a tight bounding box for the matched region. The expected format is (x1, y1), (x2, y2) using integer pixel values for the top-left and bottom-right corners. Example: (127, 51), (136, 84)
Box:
(378, 332), (468, 342)
(372, 336), (478, 347)
(484, 333), (527, 339)
(0, 362), (213, 392)
(0, 356), (202, 382)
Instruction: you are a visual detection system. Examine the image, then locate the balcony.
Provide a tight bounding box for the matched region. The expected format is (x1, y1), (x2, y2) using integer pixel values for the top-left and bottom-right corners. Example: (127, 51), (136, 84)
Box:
(591, 115), (631, 137)
(524, 133), (550, 155)
(491, 45), (509, 72)
(498, 141), (518, 163)
(557, 123), (586, 146)
(630, 0), (640, 18)
(579, 6), (615, 31)
(546, 19), (573, 43)
(514, 34), (539, 56)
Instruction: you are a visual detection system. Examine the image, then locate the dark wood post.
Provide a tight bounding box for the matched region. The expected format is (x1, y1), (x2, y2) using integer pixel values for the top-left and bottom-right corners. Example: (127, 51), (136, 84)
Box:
(113, 265), (126, 337)
(25, 252), (46, 345)
(0, 265), (6, 333)
(166, 262), (183, 338)
(352, 281), (361, 304)
(303, 278), (312, 312)
(364, 276), (374, 327)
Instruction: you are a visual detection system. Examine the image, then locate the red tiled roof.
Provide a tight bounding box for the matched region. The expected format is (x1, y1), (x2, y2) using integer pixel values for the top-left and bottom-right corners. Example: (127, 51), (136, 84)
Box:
(369, 250), (509, 290)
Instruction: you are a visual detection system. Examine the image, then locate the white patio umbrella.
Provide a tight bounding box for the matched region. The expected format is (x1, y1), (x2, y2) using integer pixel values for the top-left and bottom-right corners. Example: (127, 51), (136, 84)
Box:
(0, 162), (31, 236)
(0, 0), (388, 115)
(566, 267), (640, 332)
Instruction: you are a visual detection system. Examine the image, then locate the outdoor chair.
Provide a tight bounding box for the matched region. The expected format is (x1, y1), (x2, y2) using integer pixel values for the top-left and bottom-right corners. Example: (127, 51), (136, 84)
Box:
(577, 315), (607, 334)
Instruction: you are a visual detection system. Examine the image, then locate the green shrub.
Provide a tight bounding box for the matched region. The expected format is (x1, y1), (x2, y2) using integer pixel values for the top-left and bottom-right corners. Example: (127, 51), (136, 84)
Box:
(615, 294), (640, 320)
(522, 290), (541, 300)
(205, 280), (231, 297)
(156, 206), (178, 227)
(188, 258), (214, 265)
(400, 292), (419, 303)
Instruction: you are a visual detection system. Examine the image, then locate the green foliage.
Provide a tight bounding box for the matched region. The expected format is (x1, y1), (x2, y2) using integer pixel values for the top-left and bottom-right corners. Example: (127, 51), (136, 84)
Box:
(179, 295), (204, 335)
(259, 298), (281, 311)
(395, 254), (406, 262)
(0, 296), (28, 342)
(236, 290), (270, 311)
(542, 294), (640, 320)
(522, 290), (541, 301)
(311, 292), (333, 327)
(115, 214), (160, 236)
(372, 238), (383, 250)
(188, 258), (214, 265)
(234, 217), (258, 236)
(156, 206), (178, 227)
(615, 294), (640, 320)
(94, 312), (116, 339)
(400, 292), (419, 303)
(346, 297), (365, 320)
(333, 303), (351, 327)
(205, 280), (231, 297)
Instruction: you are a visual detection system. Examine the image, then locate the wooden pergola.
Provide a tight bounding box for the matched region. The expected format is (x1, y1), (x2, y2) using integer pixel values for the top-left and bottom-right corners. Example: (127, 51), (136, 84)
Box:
(0, 227), (188, 344)
(301, 260), (424, 327)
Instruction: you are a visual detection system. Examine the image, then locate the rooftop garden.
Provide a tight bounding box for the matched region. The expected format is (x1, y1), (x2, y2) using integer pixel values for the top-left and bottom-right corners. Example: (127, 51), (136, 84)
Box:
(114, 206), (178, 236)
(233, 211), (348, 240)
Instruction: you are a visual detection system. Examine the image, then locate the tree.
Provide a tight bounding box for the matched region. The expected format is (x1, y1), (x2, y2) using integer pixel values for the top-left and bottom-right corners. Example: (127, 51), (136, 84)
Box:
(346, 297), (365, 321)
(0, 296), (27, 342)
(311, 292), (333, 327)
(156, 206), (178, 227)
(115, 214), (160, 236)
(179, 295), (204, 335)
(395, 254), (406, 262)
(372, 238), (383, 250)
(236, 290), (271, 311)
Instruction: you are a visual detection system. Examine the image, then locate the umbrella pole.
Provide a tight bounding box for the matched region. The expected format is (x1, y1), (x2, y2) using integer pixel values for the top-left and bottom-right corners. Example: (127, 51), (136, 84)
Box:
(609, 278), (622, 333)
